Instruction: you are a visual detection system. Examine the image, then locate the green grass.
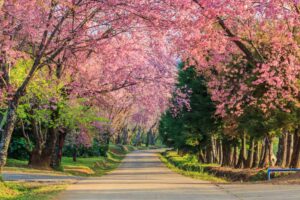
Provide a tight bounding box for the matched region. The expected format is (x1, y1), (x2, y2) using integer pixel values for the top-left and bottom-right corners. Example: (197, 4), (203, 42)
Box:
(5, 145), (136, 177)
(0, 181), (66, 200)
(160, 151), (227, 183)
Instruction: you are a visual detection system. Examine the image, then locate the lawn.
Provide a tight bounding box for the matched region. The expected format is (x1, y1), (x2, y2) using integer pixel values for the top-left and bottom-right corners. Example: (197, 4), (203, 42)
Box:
(160, 150), (227, 183)
(62, 145), (134, 176)
(0, 181), (66, 200)
(5, 145), (136, 177)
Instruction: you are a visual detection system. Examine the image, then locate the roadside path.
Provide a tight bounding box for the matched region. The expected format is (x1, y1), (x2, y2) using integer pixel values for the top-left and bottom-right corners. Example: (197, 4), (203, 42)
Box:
(58, 149), (300, 200)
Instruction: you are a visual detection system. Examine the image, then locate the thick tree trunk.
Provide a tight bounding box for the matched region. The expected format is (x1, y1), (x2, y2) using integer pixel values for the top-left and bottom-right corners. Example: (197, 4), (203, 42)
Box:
(0, 101), (18, 172)
(221, 142), (233, 167)
(290, 128), (300, 168)
(28, 127), (58, 169)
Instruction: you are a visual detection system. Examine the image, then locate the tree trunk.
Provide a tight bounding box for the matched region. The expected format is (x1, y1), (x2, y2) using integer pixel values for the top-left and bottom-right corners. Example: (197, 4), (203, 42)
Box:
(236, 133), (247, 168)
(286, 132), (294, 167)
(0, 101), (18, 172)
(135, 129), (142, 146)
(290, 128), (300, 168)
(252, 140), (260, 168)
(211, 136), (217, 163)
(276, 131), (288, 167)
(259, 136), (271, 168)
(268, 136), (275, 167)
(198, 149), (206, 163)
(146, 131), (150, 147)
(221, 141), (233, 167)
(73, 147), (77, 162)
(51, 131), (67, 169)
(246, 137), (255, 168)
(115, 133), (121, 144)
(231, 143), (238, 167)
(205, 145), (213, 163)
(122, 128), (129, 145)
(218, 140), (223, 165)
(28, 127), (58, 169)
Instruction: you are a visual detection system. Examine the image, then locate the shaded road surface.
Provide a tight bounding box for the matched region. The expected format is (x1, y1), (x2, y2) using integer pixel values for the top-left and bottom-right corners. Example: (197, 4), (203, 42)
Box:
(3, 171), (81, 183)
(58, 150), (300, 200)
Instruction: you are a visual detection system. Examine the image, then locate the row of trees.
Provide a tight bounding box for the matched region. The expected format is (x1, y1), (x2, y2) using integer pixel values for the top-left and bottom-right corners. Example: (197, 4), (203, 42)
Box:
(0, 0), (299, 172)
(0, 0), (174, 172)
(160, 64), (300, 169)
(159, 1), (300, 169)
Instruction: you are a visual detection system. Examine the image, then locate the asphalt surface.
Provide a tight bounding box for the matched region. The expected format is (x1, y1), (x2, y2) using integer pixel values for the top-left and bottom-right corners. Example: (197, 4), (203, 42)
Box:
(3, 171), (81, 182)
(58, 149), (300, 200)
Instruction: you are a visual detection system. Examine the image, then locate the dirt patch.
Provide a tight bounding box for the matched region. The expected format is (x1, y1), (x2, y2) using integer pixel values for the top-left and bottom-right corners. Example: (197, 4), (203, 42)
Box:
(204, 166), (266, 182)
(269, 172), (300, 184)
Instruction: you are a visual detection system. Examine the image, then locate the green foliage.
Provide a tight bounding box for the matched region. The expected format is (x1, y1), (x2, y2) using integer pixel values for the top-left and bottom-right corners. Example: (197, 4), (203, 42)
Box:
(8, 136), (31, 160)
(159, 64), (220, 152)
(63, 139), (107, 158)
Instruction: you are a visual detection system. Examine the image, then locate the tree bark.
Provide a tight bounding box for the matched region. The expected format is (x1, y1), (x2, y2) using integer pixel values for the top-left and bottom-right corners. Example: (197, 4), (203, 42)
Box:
(276, 131), (288, 167)
(28, 126), (58, 169)
(122, 128), (129, 145)
(0, 101), (18, 172)
(286, 132), (294, 167)
(218, 140), (223, 165)
(231, 143), (238, 167)
(259, 136), (271, 168)
(72, 147), (77, 162)
(197, 149), (206, 163)
(51, 131), (67, 168)
(246, 137), (255, 168)
(236, 133), (247, 168)
(290, 128), (300, 168)
(268, 136), (275, 167)
(252, 140), (260, 168)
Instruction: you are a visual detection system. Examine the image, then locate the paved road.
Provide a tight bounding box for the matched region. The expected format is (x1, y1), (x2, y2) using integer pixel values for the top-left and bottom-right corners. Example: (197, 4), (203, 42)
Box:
(3, 171), (81, 182)
(58, 150), (300, 200)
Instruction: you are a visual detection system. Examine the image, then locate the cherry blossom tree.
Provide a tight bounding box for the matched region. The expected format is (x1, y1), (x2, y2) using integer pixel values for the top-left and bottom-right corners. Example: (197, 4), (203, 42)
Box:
(0, 0), (176, 171)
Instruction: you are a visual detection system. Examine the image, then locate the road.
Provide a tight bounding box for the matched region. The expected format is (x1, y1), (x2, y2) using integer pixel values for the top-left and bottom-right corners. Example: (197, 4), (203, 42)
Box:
(3, 171), (81, 182)
(58, 149), (300, 200)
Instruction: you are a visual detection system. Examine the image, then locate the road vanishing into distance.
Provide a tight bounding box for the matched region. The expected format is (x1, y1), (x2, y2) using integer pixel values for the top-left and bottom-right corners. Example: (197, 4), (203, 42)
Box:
(58, 149), (300, 200)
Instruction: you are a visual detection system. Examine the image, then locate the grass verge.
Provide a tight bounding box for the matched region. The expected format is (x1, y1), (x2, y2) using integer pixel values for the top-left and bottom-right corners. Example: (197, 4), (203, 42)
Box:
(160, 151), (227, 183)
(5, 145), (136, 177)
(0, 181), (66, 200)
(62, 145), (136, 176)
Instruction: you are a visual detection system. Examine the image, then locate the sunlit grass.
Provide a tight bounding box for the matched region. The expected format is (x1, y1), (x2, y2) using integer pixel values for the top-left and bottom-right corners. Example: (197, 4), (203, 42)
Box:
(0, 181), (66, 200)
(5, 145), (136, 177)
(160, 151), (227, 183)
